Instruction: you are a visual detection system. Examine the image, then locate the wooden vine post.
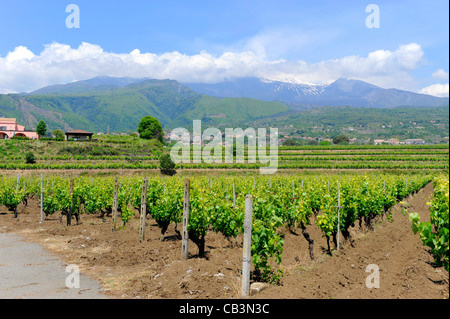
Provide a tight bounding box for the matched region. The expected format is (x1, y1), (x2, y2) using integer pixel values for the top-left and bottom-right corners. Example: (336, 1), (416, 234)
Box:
(112, 177), (119, 231)
(139, 178), (148, 242)
(241, 195), (253, 298)
(182, 178), (190, 260)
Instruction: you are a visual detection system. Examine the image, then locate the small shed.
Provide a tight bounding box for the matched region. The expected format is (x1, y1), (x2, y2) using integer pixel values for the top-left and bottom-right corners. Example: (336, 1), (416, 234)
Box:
(65, 129), (94, 141)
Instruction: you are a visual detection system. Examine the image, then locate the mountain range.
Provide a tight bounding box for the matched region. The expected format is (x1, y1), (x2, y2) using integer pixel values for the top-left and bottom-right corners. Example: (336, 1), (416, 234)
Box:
(0, 78), (288, 132)
(0, 76), (448, 133)
(184, 77), (449, 109)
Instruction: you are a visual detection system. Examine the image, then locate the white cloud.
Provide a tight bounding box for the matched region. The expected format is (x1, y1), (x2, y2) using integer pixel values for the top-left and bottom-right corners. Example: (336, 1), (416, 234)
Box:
(419, 83), (449, 97)
(240, 29), (315, 60)
(432, 69), (449, 81)
(394, 43), (424, 70)
(260, 43), (425, 90)
(0, 41), (428, 94)
(5, 46), (35, 62)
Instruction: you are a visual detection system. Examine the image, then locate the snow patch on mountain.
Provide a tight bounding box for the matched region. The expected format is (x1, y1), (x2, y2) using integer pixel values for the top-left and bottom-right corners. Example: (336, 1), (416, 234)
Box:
(261, 77), (329, 96)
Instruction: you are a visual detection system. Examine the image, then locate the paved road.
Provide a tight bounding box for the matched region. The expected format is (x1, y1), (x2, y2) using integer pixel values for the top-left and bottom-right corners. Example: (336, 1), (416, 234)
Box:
(0, 233), (107, 299)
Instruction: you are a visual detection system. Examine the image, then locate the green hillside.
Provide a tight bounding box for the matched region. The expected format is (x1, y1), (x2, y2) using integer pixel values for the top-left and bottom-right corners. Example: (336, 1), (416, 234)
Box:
(0, 79), (288, 133)
(247, 105), (449, 143)
(169, 95), (289, 129)
(1, 78), (448, 143)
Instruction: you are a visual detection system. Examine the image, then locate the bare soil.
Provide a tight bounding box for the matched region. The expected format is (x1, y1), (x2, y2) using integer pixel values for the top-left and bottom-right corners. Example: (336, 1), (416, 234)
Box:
(0, 182), (448, 299)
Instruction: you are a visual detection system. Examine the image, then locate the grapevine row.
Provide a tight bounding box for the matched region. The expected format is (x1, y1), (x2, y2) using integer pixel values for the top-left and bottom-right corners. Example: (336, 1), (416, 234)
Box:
(0, 173), (434, 283)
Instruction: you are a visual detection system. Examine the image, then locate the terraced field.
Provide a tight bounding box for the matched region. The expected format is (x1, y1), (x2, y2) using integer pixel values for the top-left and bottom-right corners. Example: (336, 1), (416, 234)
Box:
(0, 138), (448, 171)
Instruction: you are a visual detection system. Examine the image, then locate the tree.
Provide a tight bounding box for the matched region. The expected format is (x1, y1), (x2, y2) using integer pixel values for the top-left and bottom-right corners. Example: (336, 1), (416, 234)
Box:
(137, 116), (164, 142)
(319, 140), (331, 146)
(283, 138), (301, 146)
(332, 135), (350, 145)
(159, 153), (176, 176)
(25, 152), (36, 164)
(52, 129), (65, 140)
(36, 120), (47, 138)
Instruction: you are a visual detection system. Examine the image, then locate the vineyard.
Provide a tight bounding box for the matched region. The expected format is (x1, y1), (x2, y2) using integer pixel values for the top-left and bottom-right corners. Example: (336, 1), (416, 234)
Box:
(1, 172), (447, 295)
(1, 0), (449, 303)
(410, 175), (449, 272)
(0, 137), (448, 299)
(0, 138), (448, 170)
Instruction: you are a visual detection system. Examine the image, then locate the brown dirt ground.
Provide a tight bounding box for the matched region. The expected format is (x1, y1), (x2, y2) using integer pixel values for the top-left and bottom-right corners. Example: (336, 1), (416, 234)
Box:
(0, 182), (448, 299)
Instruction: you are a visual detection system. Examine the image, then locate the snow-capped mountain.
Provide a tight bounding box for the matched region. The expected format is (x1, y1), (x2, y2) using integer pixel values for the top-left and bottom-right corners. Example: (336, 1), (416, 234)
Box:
(260, 78), (328, 96)
(183, 77), (449, 108)
(27, 75), (449, 109)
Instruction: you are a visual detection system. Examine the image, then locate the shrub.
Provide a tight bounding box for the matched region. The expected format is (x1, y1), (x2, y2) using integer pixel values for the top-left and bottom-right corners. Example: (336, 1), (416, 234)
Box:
(159, 153), (176, 176)
(283, 138), (302, 146)
(52, 129), (65, 140)
(11, 136), (30, 140)
(333, 135), (350, 145)
(25, 152), (36, 164)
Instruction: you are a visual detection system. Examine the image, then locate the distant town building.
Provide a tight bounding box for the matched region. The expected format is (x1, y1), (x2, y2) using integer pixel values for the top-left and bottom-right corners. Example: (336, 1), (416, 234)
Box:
(387, 138), (400, 145)
(0, 118), (39, 139)
(373, 139), (385, 145)
(405, 139), (425, 145)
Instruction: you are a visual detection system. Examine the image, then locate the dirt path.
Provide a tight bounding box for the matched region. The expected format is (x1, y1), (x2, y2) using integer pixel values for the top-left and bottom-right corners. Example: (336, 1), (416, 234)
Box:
(0, 182), (447, 299)
(0, 232), (107, 299)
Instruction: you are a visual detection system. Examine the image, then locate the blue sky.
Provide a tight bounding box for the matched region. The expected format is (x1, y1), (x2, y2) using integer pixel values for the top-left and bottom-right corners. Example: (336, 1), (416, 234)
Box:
(0, 0), (448, 96)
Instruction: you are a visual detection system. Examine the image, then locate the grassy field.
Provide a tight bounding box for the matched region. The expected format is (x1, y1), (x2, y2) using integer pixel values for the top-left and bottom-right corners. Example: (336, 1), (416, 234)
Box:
(0, 135), (448, 172)
(0, 137), (448, 171)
